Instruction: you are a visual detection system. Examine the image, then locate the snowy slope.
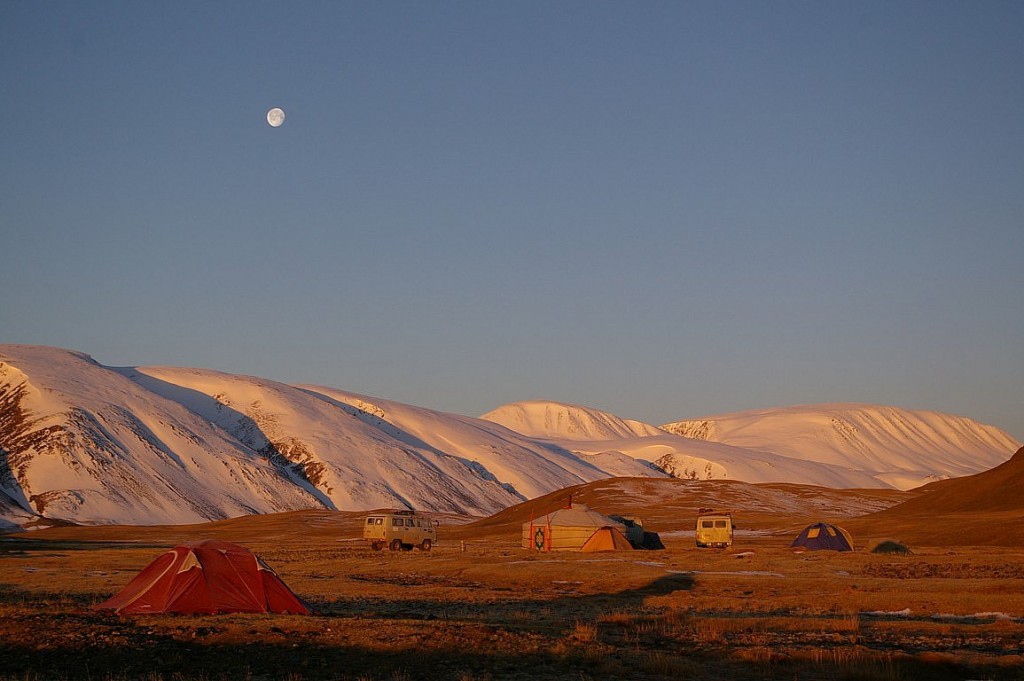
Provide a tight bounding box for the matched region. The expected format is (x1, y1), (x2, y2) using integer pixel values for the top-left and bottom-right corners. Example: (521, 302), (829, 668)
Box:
(2, 344), (1018, 527)
(121, 366), (525, 514)
(125, 366), (649, 515)
(0, 346), (321, 525)
(554, 433), (885, 488)
(481, 400), (666, 441)
(482, 401), (886, 488)
(0, 486), (38, 532)
(484, 400), (1019, 490)
(662, 403), (1020, 489)
(0, 345), (668, 526)
(297, 386), (659, 498)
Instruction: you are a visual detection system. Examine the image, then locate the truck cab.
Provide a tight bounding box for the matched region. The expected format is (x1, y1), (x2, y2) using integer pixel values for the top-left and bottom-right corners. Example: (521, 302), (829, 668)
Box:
(695, 509), (733, 548)
(364, 510), (437, 551)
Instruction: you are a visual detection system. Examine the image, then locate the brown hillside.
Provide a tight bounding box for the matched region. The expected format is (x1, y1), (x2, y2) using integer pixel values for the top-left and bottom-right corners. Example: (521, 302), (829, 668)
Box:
(444, 477), (908, 542)
(845, 447), (1024, 547)
(879, 446), (1024, 515)
(9, 478), (910, 549)
(8, 509), (370, 548)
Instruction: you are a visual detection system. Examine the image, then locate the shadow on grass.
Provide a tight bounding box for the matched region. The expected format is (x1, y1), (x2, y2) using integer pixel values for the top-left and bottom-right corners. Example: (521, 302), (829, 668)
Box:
(1, 637), (653, 681)
(2, 574), (1018, 680)
(312, 572), (696, 634)
(0, 617), (1007, 681)
(0, 538), (168, 555)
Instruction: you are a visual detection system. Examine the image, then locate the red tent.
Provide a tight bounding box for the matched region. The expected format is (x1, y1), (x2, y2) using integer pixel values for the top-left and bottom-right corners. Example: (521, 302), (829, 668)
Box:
(94, 539), (311, 615)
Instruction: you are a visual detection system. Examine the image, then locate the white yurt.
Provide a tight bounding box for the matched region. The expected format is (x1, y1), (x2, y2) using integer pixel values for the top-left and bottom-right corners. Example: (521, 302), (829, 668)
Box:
(522, 504), (633, 552)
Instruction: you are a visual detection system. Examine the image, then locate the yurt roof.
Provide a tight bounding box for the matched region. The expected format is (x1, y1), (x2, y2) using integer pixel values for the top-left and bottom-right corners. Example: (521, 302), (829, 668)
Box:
(526, 504), (625, 529)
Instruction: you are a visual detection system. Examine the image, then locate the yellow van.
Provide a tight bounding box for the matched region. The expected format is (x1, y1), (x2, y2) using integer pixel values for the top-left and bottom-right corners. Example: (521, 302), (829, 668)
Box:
(363, 511), (437, 551)
(695, 509), (733, 548)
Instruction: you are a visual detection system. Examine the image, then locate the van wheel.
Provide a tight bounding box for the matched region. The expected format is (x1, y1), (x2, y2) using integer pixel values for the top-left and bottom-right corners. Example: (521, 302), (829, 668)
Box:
(371, 541), (385, 551)
(419, 539), (432, 552)
(390, 539), (403, 552)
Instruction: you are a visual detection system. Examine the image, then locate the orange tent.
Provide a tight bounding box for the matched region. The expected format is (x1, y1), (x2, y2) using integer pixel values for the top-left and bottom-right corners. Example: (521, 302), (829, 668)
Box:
(580, 526), (634, 552)
(94, 539), (311, 615)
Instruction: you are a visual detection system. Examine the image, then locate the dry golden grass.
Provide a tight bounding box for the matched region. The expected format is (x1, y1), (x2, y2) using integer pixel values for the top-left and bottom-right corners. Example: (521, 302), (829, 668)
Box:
(3, 509), (1024, 681)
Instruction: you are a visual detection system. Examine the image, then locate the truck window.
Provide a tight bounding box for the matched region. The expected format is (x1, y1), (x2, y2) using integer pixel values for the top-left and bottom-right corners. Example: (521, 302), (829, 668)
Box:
(715, 520), (727, 528)
(392, 518), (403, 527)
(407, 519), (416, 527)
(375, 518), (383, 525)
(701, 520), (714, 528)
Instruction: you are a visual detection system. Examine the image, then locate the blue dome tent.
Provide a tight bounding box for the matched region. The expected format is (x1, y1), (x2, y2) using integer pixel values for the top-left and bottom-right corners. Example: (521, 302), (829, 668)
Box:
(791, 522), (854, 551)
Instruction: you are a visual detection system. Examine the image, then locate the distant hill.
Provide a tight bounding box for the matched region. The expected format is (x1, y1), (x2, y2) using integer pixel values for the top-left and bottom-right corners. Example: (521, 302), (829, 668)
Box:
(481, 400), (666, 440)
(847, 446), (1024, 546)
(892, 446), (1024, 514)
(661, 403), (1018, 490)
(446, 476), (911, 542)
(0, 346), (660, 526)
(485, 400), (1019, 491)
(1, 344), (1018, 529)
(22, 478), (905, 547)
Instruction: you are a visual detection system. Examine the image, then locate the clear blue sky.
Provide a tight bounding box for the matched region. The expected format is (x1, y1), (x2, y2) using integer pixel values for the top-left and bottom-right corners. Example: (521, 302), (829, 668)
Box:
(2, 2), (1022, 439)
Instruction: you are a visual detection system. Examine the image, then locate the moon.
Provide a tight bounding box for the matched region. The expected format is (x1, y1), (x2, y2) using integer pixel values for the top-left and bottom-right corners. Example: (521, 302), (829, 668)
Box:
(266, 107), (285, 128)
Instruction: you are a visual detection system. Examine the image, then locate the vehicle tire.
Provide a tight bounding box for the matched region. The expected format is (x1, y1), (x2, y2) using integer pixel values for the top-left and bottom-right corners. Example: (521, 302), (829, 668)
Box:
(371, 541), (384, 551)
(390, 539), (403, 552)
(419, 539), (432, 552)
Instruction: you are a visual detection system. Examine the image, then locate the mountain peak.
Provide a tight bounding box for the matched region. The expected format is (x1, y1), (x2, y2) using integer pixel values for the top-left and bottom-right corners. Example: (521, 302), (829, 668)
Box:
(481, 400), (665, 441)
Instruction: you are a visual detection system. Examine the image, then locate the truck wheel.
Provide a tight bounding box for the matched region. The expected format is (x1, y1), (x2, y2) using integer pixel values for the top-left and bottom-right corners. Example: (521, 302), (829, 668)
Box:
(371, 541), (384, 551)
(390, 539), (403, 552)
(419, 539), (432, 552)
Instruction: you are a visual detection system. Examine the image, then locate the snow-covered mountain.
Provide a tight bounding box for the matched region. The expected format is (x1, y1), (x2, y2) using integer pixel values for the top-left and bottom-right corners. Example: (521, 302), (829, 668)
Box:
(661, 404), (1019, 490)
(122, 365), (660, 512)
(481, 400), (665, 441)
(0, 347), (321, 525)
(482, 401), (1020, 491)
(1, 345), (1018, 528)
(0, 346), (663, 526)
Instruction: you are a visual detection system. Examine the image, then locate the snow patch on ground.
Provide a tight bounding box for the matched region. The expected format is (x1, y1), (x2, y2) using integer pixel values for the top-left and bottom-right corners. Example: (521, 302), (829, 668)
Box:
(667, 569), (786, 578)
(861, 608), (912, 618)
(931, 612), (1017, 622)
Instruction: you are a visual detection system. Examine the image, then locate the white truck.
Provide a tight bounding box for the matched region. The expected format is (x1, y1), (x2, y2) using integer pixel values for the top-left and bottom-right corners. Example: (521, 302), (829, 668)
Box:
(363, 510), (438, 551)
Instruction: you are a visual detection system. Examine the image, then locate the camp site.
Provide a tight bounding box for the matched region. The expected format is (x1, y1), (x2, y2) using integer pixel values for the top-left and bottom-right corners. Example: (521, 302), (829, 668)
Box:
(4, 475), (1024, 681)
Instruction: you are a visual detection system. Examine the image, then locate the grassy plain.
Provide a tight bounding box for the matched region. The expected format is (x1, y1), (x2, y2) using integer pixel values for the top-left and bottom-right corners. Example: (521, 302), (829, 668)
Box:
(3, 506), (1024, 681)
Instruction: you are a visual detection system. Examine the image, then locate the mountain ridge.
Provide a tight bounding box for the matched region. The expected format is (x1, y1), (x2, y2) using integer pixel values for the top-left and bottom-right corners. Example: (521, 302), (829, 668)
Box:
(1, 345), (1019, 528)
(661, 403), (1017, 489)
(482, 399), (1017, 491)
